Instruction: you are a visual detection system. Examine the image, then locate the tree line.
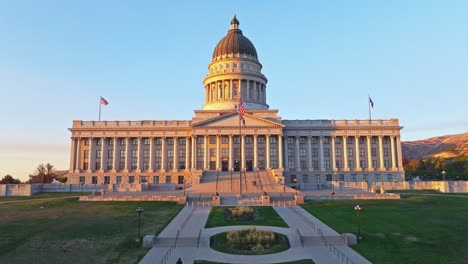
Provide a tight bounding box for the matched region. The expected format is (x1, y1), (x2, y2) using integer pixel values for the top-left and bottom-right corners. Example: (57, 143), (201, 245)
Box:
(403, 155), (468, 180)
(1, 163), (59, 184)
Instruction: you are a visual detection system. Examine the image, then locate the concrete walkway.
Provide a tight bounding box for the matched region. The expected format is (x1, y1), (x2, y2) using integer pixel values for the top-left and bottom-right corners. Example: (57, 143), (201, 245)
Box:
(140, 205), (372, 264)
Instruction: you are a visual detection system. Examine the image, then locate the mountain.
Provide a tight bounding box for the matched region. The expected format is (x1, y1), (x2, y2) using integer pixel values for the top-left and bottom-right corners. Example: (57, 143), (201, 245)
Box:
(402, 132), (468, 160)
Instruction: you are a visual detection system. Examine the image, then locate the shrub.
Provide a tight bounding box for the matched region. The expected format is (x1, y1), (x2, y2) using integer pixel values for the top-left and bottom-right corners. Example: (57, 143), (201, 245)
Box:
(226, 227), (276, 251)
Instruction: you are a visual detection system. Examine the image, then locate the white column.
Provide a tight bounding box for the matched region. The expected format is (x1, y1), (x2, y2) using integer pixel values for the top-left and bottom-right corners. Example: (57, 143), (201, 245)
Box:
(367, 136), (372, 170)
(204, 135), (208, 170)
(75, 138), (81, 172)
(355, 136), (360, 171)
(378, 135), (384, 170)
(173, 137), (178, 171)
(331, 136), (336, 171)
(307, 136), (313, 171)
(161, 137), (166, 171)
(216, 135), (221, 170)
(149, 137), (154, 172)
(230, 80), (233, 99)
(253, 134), (258, 170)
(295, 136), (300, 171)
(125, 137), (131, 172)
(396, 136), (403, 169)
(284, 136), (289, 171)
(390, 136), (396, 170)
(266, 134), (270, 169)
(343, 136), (348, 171)
(69, 138), (76, 172)
(191, 136), (196, 170)
(185, 136), (190, 171)
(137, 137), (142, 172)
(278, 135), (283, 169)
(247, 80), (250, 100)
(100, 137), (105, 172)
(112, 137), (118, 172)
(88, 138), (94, 172)
(241, 134), (246, 170)
(229, 135), (233, 171)
(319, 136), (324, 171)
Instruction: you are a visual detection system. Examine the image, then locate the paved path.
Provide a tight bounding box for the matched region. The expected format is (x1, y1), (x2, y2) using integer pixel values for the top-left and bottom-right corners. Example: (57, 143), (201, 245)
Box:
(140, 205), (372, 264)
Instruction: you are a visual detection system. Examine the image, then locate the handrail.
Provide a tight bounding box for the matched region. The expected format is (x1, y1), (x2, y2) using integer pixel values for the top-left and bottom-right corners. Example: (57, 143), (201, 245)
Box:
(197, 229), (202, 248)
(256, 170), (264, 194)
(215, 171), (219, 194)
(296, 228), (304, 247)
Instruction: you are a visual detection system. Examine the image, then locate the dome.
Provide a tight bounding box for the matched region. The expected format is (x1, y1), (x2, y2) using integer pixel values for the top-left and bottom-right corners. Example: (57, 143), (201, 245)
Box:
(212, 16), (258, 60)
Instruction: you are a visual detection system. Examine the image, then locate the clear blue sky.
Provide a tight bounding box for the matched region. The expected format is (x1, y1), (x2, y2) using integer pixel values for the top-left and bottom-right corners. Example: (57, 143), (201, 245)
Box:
(1, 1), (467, 181)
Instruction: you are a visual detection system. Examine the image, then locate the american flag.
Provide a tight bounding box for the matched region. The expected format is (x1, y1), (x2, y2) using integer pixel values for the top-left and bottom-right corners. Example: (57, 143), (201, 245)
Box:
(369, 97), (374, 108)
(100, 96), (109, 105)
(239, 98), (246, 127)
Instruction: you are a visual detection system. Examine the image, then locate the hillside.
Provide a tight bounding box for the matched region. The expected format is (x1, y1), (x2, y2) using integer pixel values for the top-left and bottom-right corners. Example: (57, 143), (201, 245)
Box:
(402, 132), (468, 160)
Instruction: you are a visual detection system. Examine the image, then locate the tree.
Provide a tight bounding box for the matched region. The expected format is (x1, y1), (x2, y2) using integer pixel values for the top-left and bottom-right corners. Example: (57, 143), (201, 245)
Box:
(0, 175), (21, 184)
(34, 163), (55, 184)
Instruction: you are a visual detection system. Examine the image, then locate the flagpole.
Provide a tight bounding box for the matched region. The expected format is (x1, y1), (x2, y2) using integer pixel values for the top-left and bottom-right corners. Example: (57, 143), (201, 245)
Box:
(99, 99), (102, 121)
(239, 102), (242, 196)
(368, 96), (372, 122)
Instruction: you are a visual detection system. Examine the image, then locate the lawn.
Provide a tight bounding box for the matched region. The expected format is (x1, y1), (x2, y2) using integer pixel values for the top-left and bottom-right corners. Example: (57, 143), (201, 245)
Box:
(301, 195), (468, 264)
(194, 260), (314, 264)
(386, 189), (468, 196)
(0, 197), (183, 264)
(0, 192), (91, 202)
(205, 206), (288, 228)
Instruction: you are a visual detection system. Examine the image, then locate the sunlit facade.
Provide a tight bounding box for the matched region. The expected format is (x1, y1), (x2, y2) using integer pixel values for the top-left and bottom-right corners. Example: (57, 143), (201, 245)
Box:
(67, 16), (405, 187)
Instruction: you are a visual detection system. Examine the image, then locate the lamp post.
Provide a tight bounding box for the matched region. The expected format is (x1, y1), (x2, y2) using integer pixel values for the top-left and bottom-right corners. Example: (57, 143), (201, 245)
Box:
(333, 171), (337, 192)
(293, 178), (298, 195)
(136, 206), (144, 242)
(354, 205), (362, 240)
(183, 179), (186, 196)
(442, 171), (446, 182)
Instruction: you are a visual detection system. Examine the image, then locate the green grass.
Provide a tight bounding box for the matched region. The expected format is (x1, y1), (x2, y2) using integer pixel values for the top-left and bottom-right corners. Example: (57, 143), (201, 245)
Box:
(194, 260), (314, 264)
(0, 197), (183, 264)
(386, 190), (468, 196)
(205, 206), (288, 228)
(210, 231), (290, 255)
(0, 192), (91, 202)
(301, 195), (468, 264)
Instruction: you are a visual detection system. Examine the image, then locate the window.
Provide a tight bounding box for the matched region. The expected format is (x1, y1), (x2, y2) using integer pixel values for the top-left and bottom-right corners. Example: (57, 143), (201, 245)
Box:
(258, 148), (265, 157)
(270, 147), (277, 157)
(311, 137), (317, 144)
(383, 137), (389, 144)
(222, 148), (229, 157)
(312, 148), (318, 157)
(132, 138), (138, 145)
(360, 148), (365, 157)
(179, 138), (186, 145)
(363, 174), (368, 181)
(371, 137), (377, 144)
(79, 176), (85, 184)
(143, 162), (149, 170)
(270, 136), (277, 144)
(290, 175), (297, 183)
(167, 150), (174, 158)
(178, 176), (184, 184)
(144, 150), (149, 158)
(375, 174), (381, 182)
(179, 161), (185, 169)
(209, 148), (216, 157)
(245, 136), (252, 144)
(84, 150), (89, 158)
(300, 160), (307, 170)
(165, 176), (171, 184)
(300, 148), (306, 157)
(233, 136), (240, 144)
(140, 176), (147, 183)
(371, 148), (377, 157)
(131, 162), (137, 170)
(107, 162), (113, 170)
(360, 160), (366, 169)
(336, 160), (342, 169)
(351, 174), (357, 182)
(288, 148), (295, 157)
(222, 137), (228, 144)
(92, 176), (97, 184)
(384, 148), (389, 157)
(156, 149), (162, 158)
(359, 137), (365, 144)
(288, 160), (295, 169)
(348, 160), (354, 169)
(347, 137), (353, 144)
(120, 150), (125, 158)
(120, 139), (126, 145)
(95, 162), (101, 170)
(132, 150), (138, 158)
(156, 138), (162, 145)
(335, 137), (341, 144)
(258, 160), (265, 169)
(97, 139), (102, 146)
(323, 137), (329, 144)
(108, 150), (113, 158)
(384, 160), (390, 168)
(299, 137), (306, 144)
(144, 138), (150, 145)
(271, 160), (278, 169)
(197, 148), (204, 157)
(246, 148), (253, 157)
(336, 148), (342, 157)
(326, 174), (332, 181)
(155, 161), (161, 169)
(209, 137), (216, 144)
(287, 137), (294, 144)
(167, 161), (173, 169)
(197, 137), (204, 144)
(85, 139), (90, 146)
(109, 138), (114, 146)
(104, 176), (110, 184)
(119, 162), (125, 170)
(387, 174), (393, 181)
(153, 176), (159, 184)
(339, 174), (344, 181)
(167, 138), (174, 145)
(324, 160), (330, 170)
(372, 160), (378, 168)
(83, 162), (89, 170)
(197, 161), (203, 170)
(179, 149), (186, 157)
(258, 136), (265, 144)
(347, 148), (353, 156)
(129, 176), (135, 183)
(313, 160), (319, 170)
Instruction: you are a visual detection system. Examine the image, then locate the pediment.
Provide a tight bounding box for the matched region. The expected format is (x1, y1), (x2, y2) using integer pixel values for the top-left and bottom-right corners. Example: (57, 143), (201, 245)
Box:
(192, 113), (284, 128)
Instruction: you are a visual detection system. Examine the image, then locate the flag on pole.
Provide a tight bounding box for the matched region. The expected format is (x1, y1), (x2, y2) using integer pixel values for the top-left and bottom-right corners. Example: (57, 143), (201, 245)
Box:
(369, 97), (374, 108)
(100, 97), (109, 105)
(239, 98), (246, 127)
